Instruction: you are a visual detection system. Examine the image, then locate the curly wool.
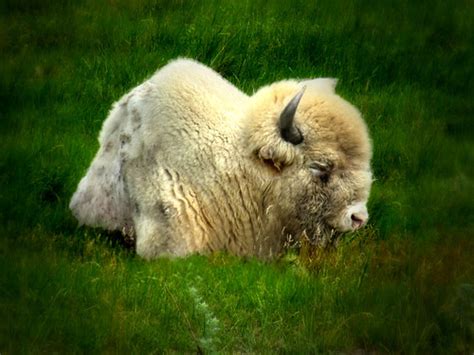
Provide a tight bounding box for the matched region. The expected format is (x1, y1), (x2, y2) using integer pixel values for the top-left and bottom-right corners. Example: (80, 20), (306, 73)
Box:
(70, 58), (372, 259)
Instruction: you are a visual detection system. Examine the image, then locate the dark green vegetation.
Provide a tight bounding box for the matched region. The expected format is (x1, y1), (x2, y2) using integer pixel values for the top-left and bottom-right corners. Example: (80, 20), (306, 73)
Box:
(1, 0), (473, 352)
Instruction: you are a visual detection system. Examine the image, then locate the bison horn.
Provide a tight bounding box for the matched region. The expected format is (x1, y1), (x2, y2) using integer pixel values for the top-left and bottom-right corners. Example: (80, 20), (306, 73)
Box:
(279, 87), (305, 145)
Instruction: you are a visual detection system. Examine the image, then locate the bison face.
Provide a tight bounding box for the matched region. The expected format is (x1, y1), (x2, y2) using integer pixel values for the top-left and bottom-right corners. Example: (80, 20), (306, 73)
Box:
(302, 162), (372, 232)
(291, 82), (372, 241)
(281, 153), (372, 245)
(246, 79), (373, 244)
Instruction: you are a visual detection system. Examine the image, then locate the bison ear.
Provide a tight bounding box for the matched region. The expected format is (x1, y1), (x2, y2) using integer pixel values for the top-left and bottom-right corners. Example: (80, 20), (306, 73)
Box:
(300, 78), (338, 95)
(279, 87), (305, 145)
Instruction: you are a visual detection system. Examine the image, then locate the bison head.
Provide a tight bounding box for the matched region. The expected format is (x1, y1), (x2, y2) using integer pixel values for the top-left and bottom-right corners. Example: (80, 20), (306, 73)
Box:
(245, 79), (372, 245)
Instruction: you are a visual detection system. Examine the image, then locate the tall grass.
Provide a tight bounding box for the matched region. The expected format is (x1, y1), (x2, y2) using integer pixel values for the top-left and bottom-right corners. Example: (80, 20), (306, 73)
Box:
(1, 0), (473, 352)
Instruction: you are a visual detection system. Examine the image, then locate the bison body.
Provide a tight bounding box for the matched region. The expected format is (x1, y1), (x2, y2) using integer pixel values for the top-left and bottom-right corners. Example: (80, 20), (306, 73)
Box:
(70, 58), (372, 258)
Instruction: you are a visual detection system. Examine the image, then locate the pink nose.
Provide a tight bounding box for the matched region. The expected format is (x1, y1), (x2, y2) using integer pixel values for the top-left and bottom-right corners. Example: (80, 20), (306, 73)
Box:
(351, 213), (367, 229)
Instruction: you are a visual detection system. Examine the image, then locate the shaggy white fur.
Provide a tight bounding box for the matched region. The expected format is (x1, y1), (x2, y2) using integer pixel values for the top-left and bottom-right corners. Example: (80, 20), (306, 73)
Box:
(70, 58), (372, 259)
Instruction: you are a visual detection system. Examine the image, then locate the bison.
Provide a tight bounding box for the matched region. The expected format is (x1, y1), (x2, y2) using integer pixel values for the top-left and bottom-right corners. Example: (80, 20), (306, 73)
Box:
(70, 58), (373, 259)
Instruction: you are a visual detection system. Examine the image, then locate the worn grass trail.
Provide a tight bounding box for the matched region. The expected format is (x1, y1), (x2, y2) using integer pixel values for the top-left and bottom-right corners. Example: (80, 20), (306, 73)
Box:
(1, 0), (473, 352)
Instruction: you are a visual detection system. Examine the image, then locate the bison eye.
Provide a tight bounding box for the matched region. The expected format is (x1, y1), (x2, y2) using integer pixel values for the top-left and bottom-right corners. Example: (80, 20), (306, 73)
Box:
(309, 162), (331, 183)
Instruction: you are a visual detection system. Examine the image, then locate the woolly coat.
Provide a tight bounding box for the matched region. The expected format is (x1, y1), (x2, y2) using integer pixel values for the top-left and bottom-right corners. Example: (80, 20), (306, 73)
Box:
(70, 59), (372, 258)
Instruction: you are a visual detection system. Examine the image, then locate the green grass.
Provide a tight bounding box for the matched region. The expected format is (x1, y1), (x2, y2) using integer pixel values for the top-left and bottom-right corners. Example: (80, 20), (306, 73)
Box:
(1, 0), (473, 352)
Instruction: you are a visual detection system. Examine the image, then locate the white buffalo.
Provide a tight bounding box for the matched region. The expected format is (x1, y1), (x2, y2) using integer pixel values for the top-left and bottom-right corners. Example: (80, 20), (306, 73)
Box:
(70, 58), (372, 259)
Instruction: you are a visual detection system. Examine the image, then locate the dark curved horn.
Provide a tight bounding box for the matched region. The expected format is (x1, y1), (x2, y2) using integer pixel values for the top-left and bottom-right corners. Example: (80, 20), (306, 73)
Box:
(279, 87), (305, 145)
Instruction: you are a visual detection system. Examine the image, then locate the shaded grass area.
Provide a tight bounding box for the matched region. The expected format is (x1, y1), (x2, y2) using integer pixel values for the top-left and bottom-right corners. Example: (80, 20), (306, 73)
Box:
(2, 230), (472, 353)
(1, 0), (473, 352)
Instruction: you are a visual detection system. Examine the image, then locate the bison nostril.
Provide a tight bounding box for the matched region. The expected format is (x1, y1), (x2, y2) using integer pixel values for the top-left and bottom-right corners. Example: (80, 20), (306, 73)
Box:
(351, 213), (366, 229)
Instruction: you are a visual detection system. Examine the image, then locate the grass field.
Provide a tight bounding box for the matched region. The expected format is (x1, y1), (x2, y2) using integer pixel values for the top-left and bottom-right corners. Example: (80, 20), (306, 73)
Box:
(1, 0), (473, 352)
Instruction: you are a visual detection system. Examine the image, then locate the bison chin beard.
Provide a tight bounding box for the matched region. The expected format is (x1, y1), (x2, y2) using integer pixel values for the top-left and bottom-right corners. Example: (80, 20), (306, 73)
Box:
(285, 220), (342, 251)
(285, 195), (343, 250)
